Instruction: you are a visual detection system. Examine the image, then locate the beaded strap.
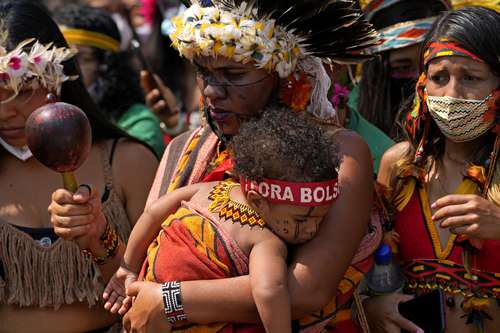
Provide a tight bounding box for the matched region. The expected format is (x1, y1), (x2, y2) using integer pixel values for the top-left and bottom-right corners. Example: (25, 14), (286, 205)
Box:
(82, 222), (119, 265)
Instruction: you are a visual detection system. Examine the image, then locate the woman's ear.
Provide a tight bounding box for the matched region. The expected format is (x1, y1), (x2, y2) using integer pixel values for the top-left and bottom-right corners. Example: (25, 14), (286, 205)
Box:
(246, 190), (270, 216)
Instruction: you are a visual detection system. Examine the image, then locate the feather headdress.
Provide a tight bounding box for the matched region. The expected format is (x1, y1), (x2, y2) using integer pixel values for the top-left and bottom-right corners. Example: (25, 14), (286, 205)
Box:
(172, 0), (379, 72)
(170, 0), (379, 121)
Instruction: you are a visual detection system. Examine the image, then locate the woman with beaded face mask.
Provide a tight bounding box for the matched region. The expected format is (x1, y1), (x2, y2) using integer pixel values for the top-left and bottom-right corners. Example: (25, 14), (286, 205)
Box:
(365, 6), (500, 333)
(73, 0), (386, 332)
(0, 1), (158, 332)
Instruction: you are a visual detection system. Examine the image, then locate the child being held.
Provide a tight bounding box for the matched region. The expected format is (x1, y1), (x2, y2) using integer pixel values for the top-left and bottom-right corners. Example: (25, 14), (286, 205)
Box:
(104, 107), (341, 333)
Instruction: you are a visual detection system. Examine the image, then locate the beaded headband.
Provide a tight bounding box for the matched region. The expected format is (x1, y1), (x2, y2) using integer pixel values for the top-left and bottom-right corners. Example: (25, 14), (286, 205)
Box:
(240, 177), (339, 207)
(0, 38), (77, 102)
(423, 39), (484, 65)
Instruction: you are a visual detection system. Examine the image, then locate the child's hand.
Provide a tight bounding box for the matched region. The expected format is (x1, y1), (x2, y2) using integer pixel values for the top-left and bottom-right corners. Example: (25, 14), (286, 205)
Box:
(103, 265), (138, 315)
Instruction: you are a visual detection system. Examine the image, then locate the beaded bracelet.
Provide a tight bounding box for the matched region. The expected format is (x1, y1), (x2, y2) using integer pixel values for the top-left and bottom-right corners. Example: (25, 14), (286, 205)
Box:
(162, 281), (187, 324)
(82, 222), (119, 265)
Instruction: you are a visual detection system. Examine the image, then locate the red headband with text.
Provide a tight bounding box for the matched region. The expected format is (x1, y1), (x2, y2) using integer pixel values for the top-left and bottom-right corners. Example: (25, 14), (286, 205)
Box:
(240, 177), (340, 206)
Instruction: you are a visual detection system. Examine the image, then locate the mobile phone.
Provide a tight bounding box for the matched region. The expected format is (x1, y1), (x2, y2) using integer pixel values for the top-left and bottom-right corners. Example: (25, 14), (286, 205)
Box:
(398, 289), (446, 333)
(130, 39), (158, 93)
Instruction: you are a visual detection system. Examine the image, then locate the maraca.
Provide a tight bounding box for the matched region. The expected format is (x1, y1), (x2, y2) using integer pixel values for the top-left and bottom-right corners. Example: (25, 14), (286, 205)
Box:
(25, 94), (92, 192)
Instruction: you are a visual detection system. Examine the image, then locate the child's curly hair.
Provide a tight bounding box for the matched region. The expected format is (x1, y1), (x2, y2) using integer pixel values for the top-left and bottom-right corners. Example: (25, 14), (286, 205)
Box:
(232, 107), (340, 182)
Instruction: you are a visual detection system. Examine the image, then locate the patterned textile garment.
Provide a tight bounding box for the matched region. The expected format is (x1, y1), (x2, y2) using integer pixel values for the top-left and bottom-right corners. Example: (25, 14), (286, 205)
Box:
(141, 201), (262, 333)
(393, 177), (500, 315)
(146, 127), (381, 333)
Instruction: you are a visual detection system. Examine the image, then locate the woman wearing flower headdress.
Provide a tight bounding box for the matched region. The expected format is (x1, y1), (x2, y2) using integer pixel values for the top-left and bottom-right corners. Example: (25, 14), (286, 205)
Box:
(90, 0), (384, 332)
(364, 6), (500, 333)
(0, 1), (158, 332)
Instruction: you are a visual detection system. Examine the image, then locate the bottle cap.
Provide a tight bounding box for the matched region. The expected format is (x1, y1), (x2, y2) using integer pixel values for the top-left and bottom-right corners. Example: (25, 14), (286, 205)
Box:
(374, 243), (392, 265)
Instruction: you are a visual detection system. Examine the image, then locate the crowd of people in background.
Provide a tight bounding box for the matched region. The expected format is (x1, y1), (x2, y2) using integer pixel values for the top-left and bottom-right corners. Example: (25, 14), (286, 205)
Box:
(1, 0), (500, 333)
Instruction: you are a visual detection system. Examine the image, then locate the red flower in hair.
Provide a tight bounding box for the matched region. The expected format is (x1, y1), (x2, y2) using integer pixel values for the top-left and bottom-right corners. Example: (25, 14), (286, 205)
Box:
(280, 72), (312, 112)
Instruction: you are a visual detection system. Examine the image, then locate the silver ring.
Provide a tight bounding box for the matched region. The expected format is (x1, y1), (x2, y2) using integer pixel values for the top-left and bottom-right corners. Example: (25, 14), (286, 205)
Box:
(79, 184), (92, 196)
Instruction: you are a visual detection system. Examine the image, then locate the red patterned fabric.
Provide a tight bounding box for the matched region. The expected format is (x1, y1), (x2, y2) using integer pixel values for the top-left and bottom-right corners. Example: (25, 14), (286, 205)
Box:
(394, 186), (500, 297)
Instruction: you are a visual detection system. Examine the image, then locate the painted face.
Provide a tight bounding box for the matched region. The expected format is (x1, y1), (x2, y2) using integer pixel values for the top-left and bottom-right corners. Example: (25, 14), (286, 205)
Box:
(0, 87), (50, 147)
(194, 56), (278, 136)
(265, 204), (331, 244)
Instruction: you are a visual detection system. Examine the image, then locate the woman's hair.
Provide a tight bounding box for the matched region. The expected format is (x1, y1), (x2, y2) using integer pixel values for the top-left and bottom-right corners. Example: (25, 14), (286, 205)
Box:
(358, 0), (448, 138)
(53, 4), (145, 121)
(421, 6), (500, 76)
(142, 2), (188, 100)
(233, 107), (340, 182)
(397, 6), (500, 204)
(0, 0), (128, 141)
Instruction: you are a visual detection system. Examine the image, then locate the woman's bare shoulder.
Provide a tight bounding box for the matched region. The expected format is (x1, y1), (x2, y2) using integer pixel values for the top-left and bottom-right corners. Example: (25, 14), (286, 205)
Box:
(381, 142), (410, 165)
(322, 127), (370, 153)
(112, 138), (159, 167)
(378, 141), (411, 185)
(108, 138), (159, 195)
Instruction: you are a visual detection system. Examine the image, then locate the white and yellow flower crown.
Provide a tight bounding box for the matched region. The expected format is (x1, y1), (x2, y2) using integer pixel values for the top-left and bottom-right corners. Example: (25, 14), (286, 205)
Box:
(0, 38), (77, 102)
(169, 3), (306, 78)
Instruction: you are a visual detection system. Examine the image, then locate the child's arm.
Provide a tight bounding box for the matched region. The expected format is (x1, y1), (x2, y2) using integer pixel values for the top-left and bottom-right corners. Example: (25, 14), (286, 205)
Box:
(249, 237), (291, 333)
(103, 182), (206, 314)
(124, 182), (206, 273)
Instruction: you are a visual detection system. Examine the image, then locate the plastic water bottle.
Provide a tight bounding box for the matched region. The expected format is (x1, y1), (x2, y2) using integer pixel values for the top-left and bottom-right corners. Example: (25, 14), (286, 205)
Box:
(366, 243), (405, 294)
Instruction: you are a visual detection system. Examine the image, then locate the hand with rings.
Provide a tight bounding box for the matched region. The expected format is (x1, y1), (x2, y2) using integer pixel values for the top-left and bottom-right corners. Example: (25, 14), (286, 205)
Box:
(103, 264), (138, 315)
(432, 194), (500, 240)
(48, 184), (107, 250)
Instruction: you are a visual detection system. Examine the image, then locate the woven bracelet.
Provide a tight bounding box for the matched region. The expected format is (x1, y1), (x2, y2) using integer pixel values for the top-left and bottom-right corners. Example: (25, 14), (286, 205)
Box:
(82, 222), (119, 265)
(162, 281), (187, 324)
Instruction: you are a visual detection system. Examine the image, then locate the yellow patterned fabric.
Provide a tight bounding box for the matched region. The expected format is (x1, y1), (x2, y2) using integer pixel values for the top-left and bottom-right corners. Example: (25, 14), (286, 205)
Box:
(143, 205), (253, 332)
(167, 131), (203, 193)
(452, 0), (500, 11)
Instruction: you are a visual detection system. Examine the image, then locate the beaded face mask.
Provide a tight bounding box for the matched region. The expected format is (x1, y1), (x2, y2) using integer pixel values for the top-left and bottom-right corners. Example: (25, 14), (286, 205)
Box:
(427, 93), (495, 142)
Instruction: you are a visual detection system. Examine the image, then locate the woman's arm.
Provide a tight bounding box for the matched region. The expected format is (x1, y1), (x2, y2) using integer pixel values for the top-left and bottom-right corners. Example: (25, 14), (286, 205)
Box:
(104, 182), (205, 314)
(49, 140), (159, 281)
(363, 141), (423, 333)
(124, 131), (375, 327)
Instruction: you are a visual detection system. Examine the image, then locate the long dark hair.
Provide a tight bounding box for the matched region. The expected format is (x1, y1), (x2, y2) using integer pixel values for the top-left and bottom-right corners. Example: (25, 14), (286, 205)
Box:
(358, 0), (449, 138)
(0, 0), (130, 142)
(406, 6), (500, 164)
(393, 7), (500, 200)
(142, 2), (188, 99)
(53, 5), (145, 121)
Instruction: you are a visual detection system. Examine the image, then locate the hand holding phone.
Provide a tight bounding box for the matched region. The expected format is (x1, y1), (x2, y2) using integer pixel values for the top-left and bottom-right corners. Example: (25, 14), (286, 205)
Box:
(398, 289), (446, 333)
